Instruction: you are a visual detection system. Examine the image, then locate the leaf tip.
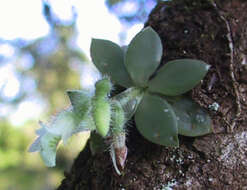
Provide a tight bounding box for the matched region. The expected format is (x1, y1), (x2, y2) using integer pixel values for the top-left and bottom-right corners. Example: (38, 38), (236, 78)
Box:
(28, 139), (41, 152)
(205, 64), (211, 71)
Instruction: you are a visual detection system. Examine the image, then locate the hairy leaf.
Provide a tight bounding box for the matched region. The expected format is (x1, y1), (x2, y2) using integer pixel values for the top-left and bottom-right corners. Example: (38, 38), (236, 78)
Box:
(113, 87), (144, 121)
(92, 78), (112, 137)
(92, 98), (111, 137)
(111, 101), (125, 132)
(46, 108), (95, 143)
(29, 121), (61, 167)
(40, 131), (61, 167)
(29, 112), (96, 166)
(67, 90), (91, 117)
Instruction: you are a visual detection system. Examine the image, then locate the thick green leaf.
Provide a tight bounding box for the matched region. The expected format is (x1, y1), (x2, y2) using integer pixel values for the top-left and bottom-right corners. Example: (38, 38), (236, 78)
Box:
(135, 92), (179, 146)
(148, 59), (210, 96)
(90, 39), (133, 87)
(125, 27), (162, 87)
(172, 97), (212, 136)
(67, 90), (91, 117)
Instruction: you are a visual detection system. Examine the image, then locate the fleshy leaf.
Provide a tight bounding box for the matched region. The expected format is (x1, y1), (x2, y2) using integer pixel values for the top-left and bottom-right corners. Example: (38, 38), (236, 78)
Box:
(90, 38), (133, 87)
(148, 59), (210, 96)
(135, 92), (179, 146)
(125, 27), (162, 87)
(67, 90), (91, 117)
(172, 97), (212, 136)
(113, 87), (144, 121)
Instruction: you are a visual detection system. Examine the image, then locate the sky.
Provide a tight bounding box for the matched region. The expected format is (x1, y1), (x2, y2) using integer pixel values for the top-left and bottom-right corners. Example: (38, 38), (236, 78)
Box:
(0, 0), (143, 55)
(0, 0), (144, 126)
(0, 0), (49, 40)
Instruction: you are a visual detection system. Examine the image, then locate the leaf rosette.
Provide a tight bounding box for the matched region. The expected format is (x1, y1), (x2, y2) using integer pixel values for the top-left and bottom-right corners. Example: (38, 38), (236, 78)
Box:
(90, 26), (212, 147)
(30, 26), (212, 170)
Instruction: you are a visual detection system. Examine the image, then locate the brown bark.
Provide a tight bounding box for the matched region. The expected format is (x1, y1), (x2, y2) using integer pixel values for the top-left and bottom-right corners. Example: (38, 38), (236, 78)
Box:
(57, 0), (247, 189)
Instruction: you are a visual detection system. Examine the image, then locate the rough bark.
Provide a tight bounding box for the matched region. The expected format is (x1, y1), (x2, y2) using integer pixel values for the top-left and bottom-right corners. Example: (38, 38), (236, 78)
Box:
(57, 0), (247, 189)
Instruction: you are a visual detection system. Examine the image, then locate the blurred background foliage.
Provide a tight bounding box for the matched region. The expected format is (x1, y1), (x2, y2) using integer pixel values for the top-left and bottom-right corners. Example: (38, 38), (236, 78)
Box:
(0, 0), (159, 189)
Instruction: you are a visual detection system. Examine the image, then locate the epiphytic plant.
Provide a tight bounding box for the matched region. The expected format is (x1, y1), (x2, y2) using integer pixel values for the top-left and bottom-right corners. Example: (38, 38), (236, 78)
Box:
(29, 27), (212, 175)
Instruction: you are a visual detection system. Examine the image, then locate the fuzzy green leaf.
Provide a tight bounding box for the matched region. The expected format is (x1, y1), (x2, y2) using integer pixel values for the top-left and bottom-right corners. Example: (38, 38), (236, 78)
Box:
(113, 87), (144, 121)
(172, 97), (212, 136)
(135, 92), (179, 147)
(29, 109), (96, 166)
(46, 108), (95, 143)
(29, 121), (61, 167)
(148, 59), (210, 96)
(28, 126), (46, 152)
(40, 131), (61, 167)
(125, 27), (162, 87)
(111, 100), (126, 133)
(92, 98), (111, 137)
(90, 39), (133, 87)
(67, 90), (91, 117)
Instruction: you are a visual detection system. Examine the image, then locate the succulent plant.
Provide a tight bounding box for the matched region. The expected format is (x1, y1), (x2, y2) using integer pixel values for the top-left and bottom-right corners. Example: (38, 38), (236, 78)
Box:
(29, 26), (212, 174)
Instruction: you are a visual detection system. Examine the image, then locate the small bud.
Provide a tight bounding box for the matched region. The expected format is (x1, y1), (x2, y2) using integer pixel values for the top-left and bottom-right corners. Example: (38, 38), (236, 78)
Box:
(115, 146), (128, 169)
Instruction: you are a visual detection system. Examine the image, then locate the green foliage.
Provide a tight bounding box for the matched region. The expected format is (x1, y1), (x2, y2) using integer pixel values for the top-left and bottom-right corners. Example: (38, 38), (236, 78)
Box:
(92, 99), (111, 137)
(40, 129), (61, 167)
(29, 108), (95, 166)
(135, 93), (179, 146)
(110, 101), (128, 174)
(125, 27), (162, 87)
(171, 97), (212, 136)
(90, 39), (133, 88)
(29, 122), (61, 167)
(148, 59), (210, 96)
(30, 26), (212, 175)
(66, 90), (91, 117)
(112, 87), (143, 120)
(90, 26), (211, 146)
(92, 78), (112, 137)
(111, 100), (126, 134)
(94, 78), (112, 97)
(0, 121), (65, 190)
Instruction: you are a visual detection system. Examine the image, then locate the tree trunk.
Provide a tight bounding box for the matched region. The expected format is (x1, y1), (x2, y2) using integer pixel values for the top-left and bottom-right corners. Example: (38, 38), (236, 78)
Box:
(57, 0), (247, 189)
